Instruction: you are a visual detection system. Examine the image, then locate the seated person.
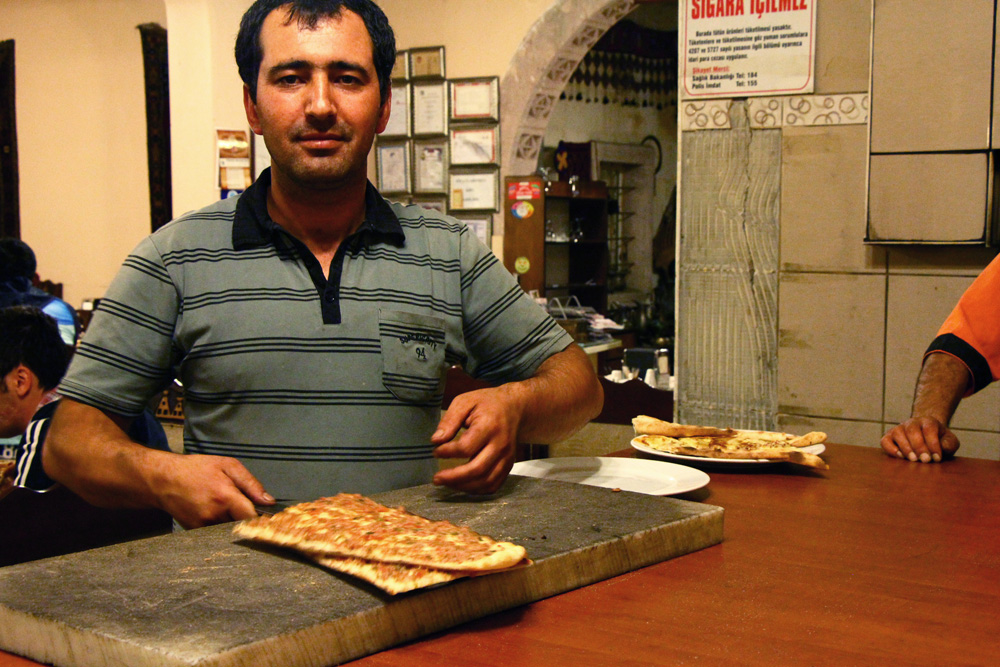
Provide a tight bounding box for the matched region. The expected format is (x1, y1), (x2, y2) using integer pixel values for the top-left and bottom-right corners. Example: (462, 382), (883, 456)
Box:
(0, 306), (166, 492)
(0, 238), (80, 345)
(881, 253), (1000, 463)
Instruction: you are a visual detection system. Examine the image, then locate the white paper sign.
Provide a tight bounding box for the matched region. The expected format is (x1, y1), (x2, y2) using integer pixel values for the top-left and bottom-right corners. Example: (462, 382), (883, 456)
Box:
(681, 0), (816, 99)
(413, 84), (446, 134)
(383, 84), (410, 136)
(453, 83), (493, 118)
(378, 144), (409, 192)
(416, 146), (445, 190)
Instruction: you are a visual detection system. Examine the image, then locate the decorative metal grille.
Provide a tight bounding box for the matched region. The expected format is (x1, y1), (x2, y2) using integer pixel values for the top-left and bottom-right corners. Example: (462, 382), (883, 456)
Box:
(561, 21), (677, 110)
(676, 102), (780, 430)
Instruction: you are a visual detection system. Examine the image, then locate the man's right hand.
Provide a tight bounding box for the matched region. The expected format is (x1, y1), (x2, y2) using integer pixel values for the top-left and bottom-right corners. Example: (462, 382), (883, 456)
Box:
(145, 451), (274, 529)
(43, 399), (273, 529)
(880, 416), (960, 463)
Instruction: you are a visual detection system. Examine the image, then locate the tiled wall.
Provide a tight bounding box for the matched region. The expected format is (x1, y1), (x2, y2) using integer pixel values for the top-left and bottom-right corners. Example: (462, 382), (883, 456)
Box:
(678, 0), (1000, 459)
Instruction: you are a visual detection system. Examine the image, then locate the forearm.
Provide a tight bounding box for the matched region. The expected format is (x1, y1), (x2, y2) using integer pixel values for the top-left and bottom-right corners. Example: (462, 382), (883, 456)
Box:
(503, 343), (603, 444)
(42, 398), (168, 510)
(910, 352), (970, 425)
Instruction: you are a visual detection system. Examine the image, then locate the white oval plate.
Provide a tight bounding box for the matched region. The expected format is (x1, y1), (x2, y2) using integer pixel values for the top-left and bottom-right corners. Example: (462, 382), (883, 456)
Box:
(630, 437), (826, 466)
(510, 456), (709, 496)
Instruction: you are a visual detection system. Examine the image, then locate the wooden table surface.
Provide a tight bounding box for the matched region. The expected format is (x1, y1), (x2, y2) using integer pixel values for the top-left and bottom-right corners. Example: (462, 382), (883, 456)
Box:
(2, 441), (998, 666)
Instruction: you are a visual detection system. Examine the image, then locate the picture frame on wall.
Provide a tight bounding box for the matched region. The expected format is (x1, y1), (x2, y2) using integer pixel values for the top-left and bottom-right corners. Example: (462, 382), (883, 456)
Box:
(449, 168), (499, 211)
(408, 46), (445, 79)
(391, 50), (409, 81)
(382, 83), (411, 137)
(412, 136), (449, 194)
(412, 81), (448, 135)
(454, 213), (493, 246)
(449, 124), (499, 165)
(376, 140), (411, 194)
(411, 194), (448, 213)
(449, 77), (499, 123)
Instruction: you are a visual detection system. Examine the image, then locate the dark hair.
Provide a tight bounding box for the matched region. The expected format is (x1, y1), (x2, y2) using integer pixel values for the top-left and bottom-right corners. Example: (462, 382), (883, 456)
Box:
(0, 238), (37, 282)
(235, 0), (395, 105)
(0, 306), (71, 390)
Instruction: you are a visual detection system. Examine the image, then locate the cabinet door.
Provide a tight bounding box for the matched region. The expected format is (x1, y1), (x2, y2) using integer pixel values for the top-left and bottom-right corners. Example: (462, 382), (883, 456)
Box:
(502, 177), (545, 294)
(867, 152), (991, 243)
(994, 3), (1000, 149)
(870, 0), (993, 153)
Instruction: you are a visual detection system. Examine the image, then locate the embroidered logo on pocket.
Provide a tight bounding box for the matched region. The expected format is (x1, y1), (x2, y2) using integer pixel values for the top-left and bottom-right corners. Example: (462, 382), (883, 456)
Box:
(379, 311), (447, 403)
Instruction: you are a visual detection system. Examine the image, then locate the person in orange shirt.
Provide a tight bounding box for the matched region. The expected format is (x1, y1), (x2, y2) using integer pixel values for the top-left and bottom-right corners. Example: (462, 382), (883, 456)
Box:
(881, 254), (1000, 463)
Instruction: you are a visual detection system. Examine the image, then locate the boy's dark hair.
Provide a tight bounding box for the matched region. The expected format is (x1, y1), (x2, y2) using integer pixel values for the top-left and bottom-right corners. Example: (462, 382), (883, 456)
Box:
(235, 0), (395, 105)
(0, 306), (71, 390)
(0, 238), (38, 282)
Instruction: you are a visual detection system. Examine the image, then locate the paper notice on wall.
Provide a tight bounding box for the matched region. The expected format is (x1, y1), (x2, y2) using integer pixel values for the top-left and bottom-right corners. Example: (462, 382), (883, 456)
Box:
(680, 0), (816, 99)
(217, 129), (252, 190)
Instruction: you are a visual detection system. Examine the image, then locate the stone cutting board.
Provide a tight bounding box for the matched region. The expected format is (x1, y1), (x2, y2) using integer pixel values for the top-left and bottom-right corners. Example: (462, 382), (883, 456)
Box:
(0, 476), (723, 667)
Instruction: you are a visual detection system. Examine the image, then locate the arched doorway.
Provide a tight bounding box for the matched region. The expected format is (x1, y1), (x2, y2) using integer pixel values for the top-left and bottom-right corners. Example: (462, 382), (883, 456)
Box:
(499, 0), (643, 185)
(497, 0), (676, 305)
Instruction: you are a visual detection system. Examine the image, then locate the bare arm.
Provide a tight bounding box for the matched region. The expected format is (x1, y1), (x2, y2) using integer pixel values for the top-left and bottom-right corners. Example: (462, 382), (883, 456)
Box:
(431, 343), (603, 493)
(43, 399), (273, 528)
(880, 352), (966, 463)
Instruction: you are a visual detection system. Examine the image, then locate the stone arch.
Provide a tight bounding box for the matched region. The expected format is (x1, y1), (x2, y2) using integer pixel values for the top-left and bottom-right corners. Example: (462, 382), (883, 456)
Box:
(499, 0), (641, 196)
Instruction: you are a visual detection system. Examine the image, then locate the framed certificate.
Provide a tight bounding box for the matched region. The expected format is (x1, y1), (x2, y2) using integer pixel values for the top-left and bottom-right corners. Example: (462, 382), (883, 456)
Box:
(411, 194), (448, 213)
(376, 140), (411, 194)
(412, 81), (448, 135)
(409, 46), (445, 79)
(382, 83), (410, 137)
(450, 77), (499, 122)
(412, 137), (449, 194)
(449, 168), (499, 211)
(454, 213), (492, 246)
(450, 124), (499, 165)
(391, 50), (409, 81)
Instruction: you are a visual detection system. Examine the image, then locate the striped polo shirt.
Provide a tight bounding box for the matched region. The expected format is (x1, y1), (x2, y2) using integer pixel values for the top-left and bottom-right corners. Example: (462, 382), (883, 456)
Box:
(59, 170), (572, 502)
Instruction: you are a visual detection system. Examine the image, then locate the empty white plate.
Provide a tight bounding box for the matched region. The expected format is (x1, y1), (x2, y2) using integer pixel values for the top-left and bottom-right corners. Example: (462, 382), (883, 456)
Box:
(510, 456), (709, 496)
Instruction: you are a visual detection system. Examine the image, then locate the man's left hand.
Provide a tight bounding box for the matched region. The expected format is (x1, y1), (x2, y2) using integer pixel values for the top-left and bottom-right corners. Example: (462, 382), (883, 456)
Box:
(430, 387), (522, 494)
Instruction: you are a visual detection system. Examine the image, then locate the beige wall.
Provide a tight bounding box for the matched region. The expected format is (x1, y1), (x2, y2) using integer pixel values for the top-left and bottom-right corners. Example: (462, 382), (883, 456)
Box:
(165, 0), (253, 216)
(0, 0), (166, 308)
(378, 0), (554, 78)
(771, 0), (1000, 458)
(370, 0), (556, 183)
(12, 2), (993, 459)
(167, 0), (559, 212)
(3, 0), (555, 307)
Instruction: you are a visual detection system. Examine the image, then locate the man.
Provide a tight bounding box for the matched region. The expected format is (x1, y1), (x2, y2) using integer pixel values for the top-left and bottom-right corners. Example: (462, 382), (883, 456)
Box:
(881, 253), (1000, 463)
(0, 238), (80, 345)
(43, 0), (603, 529)
(0, 306), (70, 492)
(0, 306), (167, 493)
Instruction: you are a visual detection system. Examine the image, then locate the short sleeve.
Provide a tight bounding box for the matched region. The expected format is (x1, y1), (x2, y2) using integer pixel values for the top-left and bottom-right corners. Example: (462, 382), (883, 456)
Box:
(457, 228), (573, 382)
(58, 236), (180, 416)
(925, 253), (1000, 394)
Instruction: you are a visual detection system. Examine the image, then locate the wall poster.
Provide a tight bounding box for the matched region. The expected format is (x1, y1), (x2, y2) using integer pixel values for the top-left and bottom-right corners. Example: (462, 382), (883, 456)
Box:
(680, 0), (816, 98)
(217, 129), (252, 190)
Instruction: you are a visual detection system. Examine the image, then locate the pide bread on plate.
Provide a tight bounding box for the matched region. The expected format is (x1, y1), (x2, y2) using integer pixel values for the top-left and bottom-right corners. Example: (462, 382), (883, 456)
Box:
(632, 416), (828, 469)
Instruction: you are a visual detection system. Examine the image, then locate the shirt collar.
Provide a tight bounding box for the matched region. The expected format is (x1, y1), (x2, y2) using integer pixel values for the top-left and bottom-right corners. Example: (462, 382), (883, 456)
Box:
(38, 391), (60, 410)
(232, 168), (405, 250)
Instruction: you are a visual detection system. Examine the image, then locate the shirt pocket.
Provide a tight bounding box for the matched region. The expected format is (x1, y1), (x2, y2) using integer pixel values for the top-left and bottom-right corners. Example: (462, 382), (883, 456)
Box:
(379, 309), (447, 404)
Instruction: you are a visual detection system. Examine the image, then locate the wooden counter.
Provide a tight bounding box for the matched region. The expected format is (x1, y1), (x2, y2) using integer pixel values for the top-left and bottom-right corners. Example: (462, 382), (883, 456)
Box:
(2, 440), (998, 666)
(343, 440), (1000, 666)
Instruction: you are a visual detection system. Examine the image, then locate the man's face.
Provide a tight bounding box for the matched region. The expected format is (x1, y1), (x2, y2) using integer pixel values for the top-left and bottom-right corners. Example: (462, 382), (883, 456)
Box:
(0, 369), (26, 439)
(244, 8), (390, 191)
